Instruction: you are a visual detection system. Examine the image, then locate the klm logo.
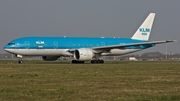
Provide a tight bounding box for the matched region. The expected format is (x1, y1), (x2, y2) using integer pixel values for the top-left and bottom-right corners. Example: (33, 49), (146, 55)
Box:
(36, 41), (44, 44)
(139, 28), (150, 32)
(139, 28), (150, 36)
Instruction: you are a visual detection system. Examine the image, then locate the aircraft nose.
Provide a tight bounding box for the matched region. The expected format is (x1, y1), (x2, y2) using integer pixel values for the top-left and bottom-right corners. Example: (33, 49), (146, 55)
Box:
(4, 45), (10, 52)
(4, 44), (8, 49)
(4, 44), (16, 53)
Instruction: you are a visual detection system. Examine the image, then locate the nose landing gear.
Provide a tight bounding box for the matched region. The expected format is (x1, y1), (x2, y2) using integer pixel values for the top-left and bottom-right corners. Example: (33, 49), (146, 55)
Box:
(18, 59), (23, 64)
(15, 54), (23, 64)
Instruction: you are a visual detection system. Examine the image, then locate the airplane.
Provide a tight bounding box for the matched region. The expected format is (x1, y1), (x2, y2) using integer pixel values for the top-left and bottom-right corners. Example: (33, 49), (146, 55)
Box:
(4, 13), (175, 64)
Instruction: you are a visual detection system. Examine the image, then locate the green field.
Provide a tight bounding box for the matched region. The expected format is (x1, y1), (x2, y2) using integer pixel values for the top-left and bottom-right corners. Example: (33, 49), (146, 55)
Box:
(0, 60), (180, 101)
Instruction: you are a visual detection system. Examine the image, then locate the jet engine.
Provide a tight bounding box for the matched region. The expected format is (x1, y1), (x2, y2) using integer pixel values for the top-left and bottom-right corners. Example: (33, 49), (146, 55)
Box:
(74, 48), (94, 61)
(42, 56), (60, 61)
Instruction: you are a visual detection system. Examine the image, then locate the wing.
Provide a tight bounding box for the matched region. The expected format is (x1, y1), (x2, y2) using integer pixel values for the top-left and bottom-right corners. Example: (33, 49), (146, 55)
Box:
(66, 40), (175, 53)
(92, 40), (175, 52)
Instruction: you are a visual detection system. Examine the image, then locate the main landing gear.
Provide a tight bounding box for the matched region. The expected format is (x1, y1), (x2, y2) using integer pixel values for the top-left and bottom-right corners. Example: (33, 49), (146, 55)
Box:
(71, 59), (104, 64)
(91, 59), (104, 64)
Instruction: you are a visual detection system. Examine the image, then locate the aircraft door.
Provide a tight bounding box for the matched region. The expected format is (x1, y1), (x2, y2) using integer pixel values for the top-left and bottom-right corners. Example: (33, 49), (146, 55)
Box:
(101, 42), (106, 46)
(25, 41), (30, 49)
(54, 41), (58, 49)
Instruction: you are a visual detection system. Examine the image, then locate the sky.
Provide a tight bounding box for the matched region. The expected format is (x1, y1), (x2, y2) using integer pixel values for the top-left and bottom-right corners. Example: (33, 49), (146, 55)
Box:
(0, 0), (179, 54)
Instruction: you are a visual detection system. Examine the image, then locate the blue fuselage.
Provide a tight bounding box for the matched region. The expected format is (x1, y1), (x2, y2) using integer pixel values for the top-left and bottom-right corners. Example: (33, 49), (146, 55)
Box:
(4, 37), (148, 49)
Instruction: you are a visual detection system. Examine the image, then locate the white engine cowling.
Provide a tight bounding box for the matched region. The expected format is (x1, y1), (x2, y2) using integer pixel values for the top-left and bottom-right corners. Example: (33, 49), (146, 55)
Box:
(42, 56), (60, 61)
(74, 48), (94, 61)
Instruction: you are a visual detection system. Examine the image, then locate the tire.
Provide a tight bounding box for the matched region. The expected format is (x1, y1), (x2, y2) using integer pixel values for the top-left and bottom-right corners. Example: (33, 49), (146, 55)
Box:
(18, 60), (23, 64)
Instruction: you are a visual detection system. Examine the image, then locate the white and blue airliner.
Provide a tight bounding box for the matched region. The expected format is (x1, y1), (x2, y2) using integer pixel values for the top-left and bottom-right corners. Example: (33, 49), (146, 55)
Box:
(4, 13), (174, 64)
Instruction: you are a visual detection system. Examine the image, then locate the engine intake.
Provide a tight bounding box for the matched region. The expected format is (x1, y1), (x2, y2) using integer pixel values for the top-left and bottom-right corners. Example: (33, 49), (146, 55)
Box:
(74, 48), (94, 61)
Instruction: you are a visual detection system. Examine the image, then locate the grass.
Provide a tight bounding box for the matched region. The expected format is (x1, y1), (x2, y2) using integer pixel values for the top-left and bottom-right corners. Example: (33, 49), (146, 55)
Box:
(0, 60), (180, 101)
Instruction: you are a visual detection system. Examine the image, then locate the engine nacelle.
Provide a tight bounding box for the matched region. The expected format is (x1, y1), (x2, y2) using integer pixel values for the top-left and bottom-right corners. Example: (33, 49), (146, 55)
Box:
(42, 56), (60, 61)
(74, 48), (94, 61)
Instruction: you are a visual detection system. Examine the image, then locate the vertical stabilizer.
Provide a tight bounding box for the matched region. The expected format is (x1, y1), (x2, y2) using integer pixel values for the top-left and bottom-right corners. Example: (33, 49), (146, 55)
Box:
(131, 13), (155, 41)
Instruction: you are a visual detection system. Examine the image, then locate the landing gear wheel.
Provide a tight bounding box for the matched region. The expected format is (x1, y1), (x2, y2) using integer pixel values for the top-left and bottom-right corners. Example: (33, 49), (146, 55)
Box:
(91, 60), (104, 64)
(100, 60), (104, 64)
(91, 60), (95, 64)
(18, 60), (23, 64)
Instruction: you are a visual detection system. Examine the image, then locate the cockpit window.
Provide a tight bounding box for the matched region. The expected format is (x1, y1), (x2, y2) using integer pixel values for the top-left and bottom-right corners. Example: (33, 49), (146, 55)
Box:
(8, 42), (15, 45)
